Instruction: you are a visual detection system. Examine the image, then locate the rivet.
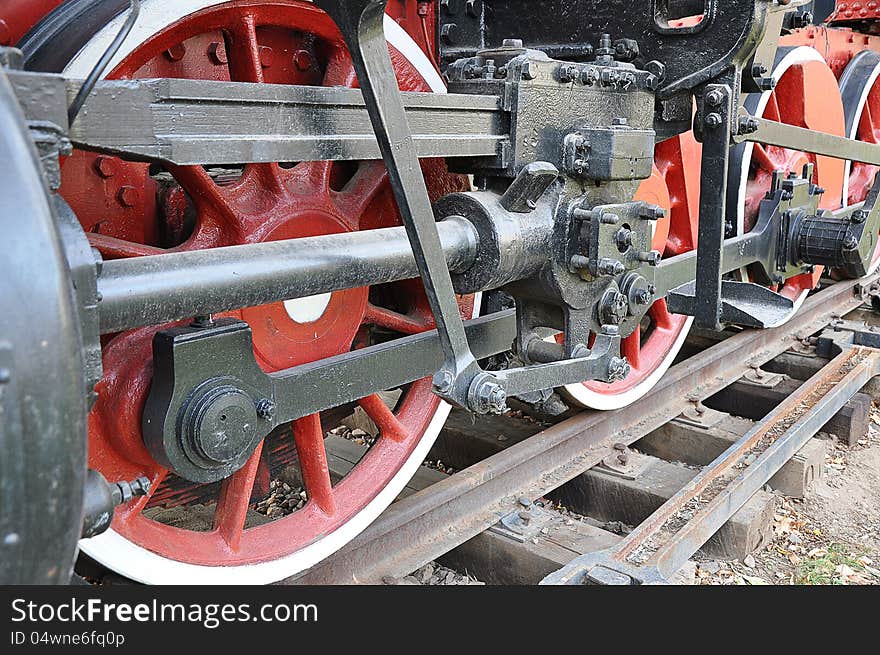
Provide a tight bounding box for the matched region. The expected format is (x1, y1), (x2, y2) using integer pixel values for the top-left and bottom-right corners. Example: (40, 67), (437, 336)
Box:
(259, 46), (274, 68)
(94, 156), (117, 178)
(117, 186), (139, 208)
(208, 42), (228, 65)
(164, 43), (187, 62)
(293, 49), (314, 72)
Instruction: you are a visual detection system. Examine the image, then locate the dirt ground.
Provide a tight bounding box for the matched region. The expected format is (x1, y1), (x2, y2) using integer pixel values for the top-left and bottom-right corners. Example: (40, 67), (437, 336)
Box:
(693, 406), (880, 585)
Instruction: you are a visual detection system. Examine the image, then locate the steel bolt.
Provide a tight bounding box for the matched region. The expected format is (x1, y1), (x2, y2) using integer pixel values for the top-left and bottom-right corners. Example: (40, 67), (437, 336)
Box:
(117, 186), (139, 208)
(433, 370), (455, 394)
(208, 42), (228, 65)
(581, 68), (600, 86)
(522, 60), (538, 80)
(634, 288), (654, 306)
(637, 250), (662, 266)
(466, 0), (482, 17)
(256, 398), (276, 421)
(705, 89), (724, 107)
(705, 112), (723, 128)
(503, 38), (524, 48)
(851, 210), (869, 224)
(600, 290), (630, 325)
(639, 205), (665, 221)
(570, 255), (590, 271)
(844, 234), (860, 250)
(759, 77), (777, 91)
(558, 64), (580, 83)
(469, 375), (507, 415)
(597, 258), (626, 276)
(614, 228), (634, 252)
(607, 357), (631, 382)
(164, 43), (187, 62)
(441, 23), (459, 45)
(93, 156), (116, 178)
(738, 117), (760, 135)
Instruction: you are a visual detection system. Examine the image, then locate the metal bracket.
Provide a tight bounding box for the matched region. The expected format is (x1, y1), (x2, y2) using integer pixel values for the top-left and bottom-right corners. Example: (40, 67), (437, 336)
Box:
(314, 0), (483, 409)
(489, 500), (557, 543)
(675, 403), (727, 429)
(740, 367), (785, 389)
(594, 447), (655, 481)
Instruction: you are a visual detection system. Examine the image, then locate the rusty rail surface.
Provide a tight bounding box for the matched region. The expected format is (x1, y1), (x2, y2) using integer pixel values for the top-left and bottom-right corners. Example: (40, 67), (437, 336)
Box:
(290, 276), (879, 585)
(543, 345), (880, 584)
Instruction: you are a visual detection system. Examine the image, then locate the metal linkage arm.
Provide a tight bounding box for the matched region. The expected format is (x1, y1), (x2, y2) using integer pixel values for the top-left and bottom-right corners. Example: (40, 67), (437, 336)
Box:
(7, 70), (505, 166)
(314, 0), (483, 408)
(736, 116), (880, 166)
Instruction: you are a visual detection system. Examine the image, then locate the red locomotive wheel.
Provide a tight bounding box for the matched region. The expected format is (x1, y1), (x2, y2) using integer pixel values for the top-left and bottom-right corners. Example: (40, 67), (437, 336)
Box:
(732, 46), (847, 322)
(39, 0), (474, 584)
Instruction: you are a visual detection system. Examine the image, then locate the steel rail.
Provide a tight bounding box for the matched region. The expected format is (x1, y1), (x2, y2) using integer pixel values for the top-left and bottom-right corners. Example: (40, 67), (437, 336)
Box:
(289, 274), (878, 584)
(544, 345), (880, 584)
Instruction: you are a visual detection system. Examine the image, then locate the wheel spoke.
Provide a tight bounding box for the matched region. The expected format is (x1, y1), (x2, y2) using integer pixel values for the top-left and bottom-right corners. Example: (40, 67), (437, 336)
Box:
(166, 164), (244, 237)
(124, 468), (168, 520)
(289, 160), (334, 197)
(621, 331), (641, 370)
(87, 233), (166, 258)
(649, 299), (675, 330)
(224, 14), (264, 84)
(764, 91), (781, 122)
(753, 144), (779, 174)
(243, 162), (288, 198)
(333, 162), (388, 229)
(292, 414), (336, 515)
(322, 45), (357, 87)
(363, 303), (432, 335)
(213, 444), (264, 550)
(861, 98), (878, 143)
(358, 394), (410, 443)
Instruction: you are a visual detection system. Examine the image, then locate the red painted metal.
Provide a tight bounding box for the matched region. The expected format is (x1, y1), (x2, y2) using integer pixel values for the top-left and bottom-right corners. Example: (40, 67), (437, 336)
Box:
(831, 1), (880, 24)
(39, 0), (474, 566)
(0, 0), (63, 46)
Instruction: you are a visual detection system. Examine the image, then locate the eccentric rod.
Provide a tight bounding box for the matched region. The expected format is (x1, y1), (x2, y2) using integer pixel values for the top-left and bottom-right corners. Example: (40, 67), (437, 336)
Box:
(97, 217), (479, 334)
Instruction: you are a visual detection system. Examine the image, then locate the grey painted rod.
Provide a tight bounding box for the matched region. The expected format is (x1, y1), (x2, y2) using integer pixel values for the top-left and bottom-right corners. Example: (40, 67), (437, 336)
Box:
(97, 217), (478, 334)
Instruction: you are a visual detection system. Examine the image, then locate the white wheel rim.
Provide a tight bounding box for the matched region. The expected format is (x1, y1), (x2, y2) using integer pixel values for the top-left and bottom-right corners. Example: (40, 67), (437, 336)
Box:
(840, 55), (880, 276)
(560, 316), (694, 411)
(70, 0), (464, 585)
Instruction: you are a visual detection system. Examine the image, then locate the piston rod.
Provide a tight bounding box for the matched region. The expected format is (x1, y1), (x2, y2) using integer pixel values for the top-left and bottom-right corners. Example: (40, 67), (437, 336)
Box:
(97, 216), (479, 334)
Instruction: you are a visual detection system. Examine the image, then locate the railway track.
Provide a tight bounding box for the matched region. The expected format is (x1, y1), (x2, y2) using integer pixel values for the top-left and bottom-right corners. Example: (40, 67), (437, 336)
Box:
(292, 275), (880, 585)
